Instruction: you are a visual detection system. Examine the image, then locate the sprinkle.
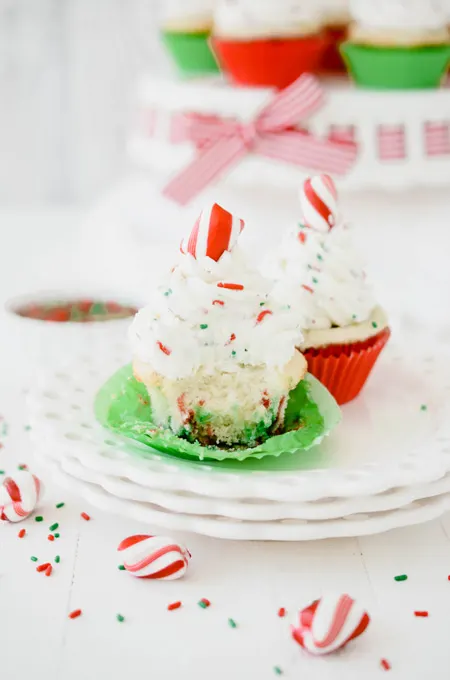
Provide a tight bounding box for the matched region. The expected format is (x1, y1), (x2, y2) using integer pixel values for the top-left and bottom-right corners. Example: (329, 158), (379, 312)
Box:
(228, 618), (237, 629)
(55, 556), (60, 564)
(69, 609), (82, 619)
(36, 562), (51, 573)
(277, 607), (286, 618)
(200, 324), (208, 330)
(317, 254), (323, 261)
(49, 523), (59, 531)
(372, 321), (378, 329)
(17, 463), (28, 470)
(45, 564), (52, 577)
(298, 231), (307, 244)
(48, 534), (55, 542)
(394, 574), (408, 582)
(414, 611), (429, 617)
(274, 667), (283, 676)
(212, 299), (224, 306)
(54, 533), (60, 538)
(302, 284), (314, 294)
(381, 659), (391, 671)
(312, 277), (318, 284)
(231, 351), (237, 357)
(259, 301), (265, 306)
(352, 314), (357, 320)
(157, 341), (172, 356)
(35, 516), (44, 522)
(167, 601), (182, 611)
(30, 556), (38, 562)
(420, 404), (428, 412)
(226, 333), (236, 345)
(217, 282), (244, 291)
(118, 564), (126, 570)
(198, 598), (211, 609)
(163, 288), (173, 297)
(24, 425), (32, 431)
(81, 512), (90, 521)
(0, 470), (4, 475)
(116, 613), (125, 622)
(256, 310), (273, 325)
(56, 502), (65, 509)
(18, 528), (26, 538)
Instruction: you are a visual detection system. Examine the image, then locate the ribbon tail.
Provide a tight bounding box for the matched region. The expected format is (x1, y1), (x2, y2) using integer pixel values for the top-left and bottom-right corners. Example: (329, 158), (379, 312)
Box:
(163, 136), (247, 206)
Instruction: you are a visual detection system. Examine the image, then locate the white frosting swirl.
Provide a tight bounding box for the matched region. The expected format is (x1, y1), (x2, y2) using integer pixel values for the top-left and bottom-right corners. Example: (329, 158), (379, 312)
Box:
(162, 0), (215, 27)
(319, 0), (351, 24)
(349, 0), (447, 31)
(214, 0), (323, 38)
(129, 246), (303, 380)
(271, 221), (377, 332)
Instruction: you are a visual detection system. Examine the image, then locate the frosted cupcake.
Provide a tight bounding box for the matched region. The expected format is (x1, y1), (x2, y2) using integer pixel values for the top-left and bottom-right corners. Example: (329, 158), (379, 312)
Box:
(129, 203), (308, 447)
(161, 0), (219, 76)
(341, 0), (450, 89)
(271, 175), (390, 405)
(211, 0), (327, 88)
(319, 0), (350, 72)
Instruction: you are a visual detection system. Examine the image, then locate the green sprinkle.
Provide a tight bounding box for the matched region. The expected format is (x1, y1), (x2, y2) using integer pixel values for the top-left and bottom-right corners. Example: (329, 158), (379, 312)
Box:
(35, 516), (44, 522)
(372, 321), (378, 329)
(228, 618), (237, 629)
(55, 556), (60, 564)
(116, 614), (125, 622)
(200, 324), (208, 330)
(18, 464), (27, 470)
(317, 254), (323, 261)
(420, 404), (428, 412)
(49, 523), (59, 531)
(231, 350), (236, 357)
(312, 277), (318, 284)
(163, 288), (173, 297)
(0, 470), (5, 475)
(274, 667), (283, 676)
(394, 574), (408, 582)
(54, 533), (60, 538)
(259, 302), (265, 306)
(24, 425), (31, 431)
(118, 564), (126, 570)
(30, 556), (38, 562)
(352, 314), (357, 320)
(56, 502), (65, 509)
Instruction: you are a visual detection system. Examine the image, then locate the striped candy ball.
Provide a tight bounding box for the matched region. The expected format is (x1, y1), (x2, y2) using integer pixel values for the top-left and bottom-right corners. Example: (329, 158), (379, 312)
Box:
(0, 471), (43, 522)
(291, 594), (370, 655)
(299, 174), (339, 233)
(182, 203), (245, 262)
(117, 535), (191, 580)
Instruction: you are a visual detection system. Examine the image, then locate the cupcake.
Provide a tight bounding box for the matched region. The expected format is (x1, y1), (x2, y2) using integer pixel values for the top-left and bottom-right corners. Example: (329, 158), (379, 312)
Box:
(341, 0), (450, 89)
(271, 175), (390, 405)
(129, 203), (308, 447)
(160, 0), (219, 77)
(319, 0), (350, 72)
(211, 0), (327, 88)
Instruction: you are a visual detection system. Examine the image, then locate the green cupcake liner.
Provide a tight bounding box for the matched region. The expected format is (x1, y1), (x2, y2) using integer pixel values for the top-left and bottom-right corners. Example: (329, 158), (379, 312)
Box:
(161, 31), (219, 77)
(341, 42), (450, 89)
(94, 365), (341, 462)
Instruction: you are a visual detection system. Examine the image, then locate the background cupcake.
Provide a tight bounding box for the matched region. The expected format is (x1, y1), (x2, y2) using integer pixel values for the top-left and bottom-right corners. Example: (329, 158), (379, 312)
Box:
(271, 175), (390, 405)
(160, 0), (219, 77)
(129, 202), (307, 447)
(341, 0), (450, 89)
(211, 0), (327, 88)
(319, 0), (350, 73)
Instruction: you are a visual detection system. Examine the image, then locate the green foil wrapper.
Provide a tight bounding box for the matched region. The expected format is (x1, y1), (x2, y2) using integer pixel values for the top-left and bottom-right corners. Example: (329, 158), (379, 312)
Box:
(94, 365), (341, 463)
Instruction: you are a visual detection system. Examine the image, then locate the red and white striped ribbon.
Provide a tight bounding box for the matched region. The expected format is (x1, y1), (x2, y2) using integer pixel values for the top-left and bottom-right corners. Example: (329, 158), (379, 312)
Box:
(425, 121), (450, 157)
(162, 74), (357, 205)
(378, 124), (406, 161)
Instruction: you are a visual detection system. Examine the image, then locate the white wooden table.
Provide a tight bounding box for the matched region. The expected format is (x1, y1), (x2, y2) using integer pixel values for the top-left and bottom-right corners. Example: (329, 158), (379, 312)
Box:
(2, 203), (450, 680)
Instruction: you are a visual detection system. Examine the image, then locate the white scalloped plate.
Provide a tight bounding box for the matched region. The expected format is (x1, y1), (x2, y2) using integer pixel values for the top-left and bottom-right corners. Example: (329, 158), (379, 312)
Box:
(28, 342), (450, 506)
(36, 450), (450, 541)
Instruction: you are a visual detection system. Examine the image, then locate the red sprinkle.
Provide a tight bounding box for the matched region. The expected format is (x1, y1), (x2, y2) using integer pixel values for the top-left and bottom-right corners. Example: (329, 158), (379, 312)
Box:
(18, 528), (26, 538)
(167, 601), (182, 611)
(261, 390), (271, 410)
(69, 609), (82, 619)
(256, 310), (273, 325)
(298, 231), (307, 244)
(414, 611), (429, 617)
(380, 659), (391, 671)
(226, 333), (236, 345)
(278, 607), (286, 618)
(81, 512), (91, 521)
(157, 341), (172, 356)
(48, 534), (55, 541)
(217, 282), (244, 291)
(36, 562), (51, 573)
(45, 564), (52, 577)
(302, 284), (314, 294)
(212, 299), (225, 306)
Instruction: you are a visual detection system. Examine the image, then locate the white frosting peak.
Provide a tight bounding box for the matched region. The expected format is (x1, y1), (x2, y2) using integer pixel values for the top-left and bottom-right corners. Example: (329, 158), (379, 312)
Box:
(214, 0), (323, 37)
(349, 0), (447, 31)
(162, 0), (215, 26)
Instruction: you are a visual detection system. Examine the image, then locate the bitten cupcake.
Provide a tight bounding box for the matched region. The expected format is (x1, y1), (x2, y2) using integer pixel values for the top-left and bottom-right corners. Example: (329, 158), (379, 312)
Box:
(129, 203), (308, 447)
(341, 0), (450, 89)
(319, 0), (350, 72)
(271, 175), (390, 405)
(211, 0), (327, 88)
(160, 0), (219, 77)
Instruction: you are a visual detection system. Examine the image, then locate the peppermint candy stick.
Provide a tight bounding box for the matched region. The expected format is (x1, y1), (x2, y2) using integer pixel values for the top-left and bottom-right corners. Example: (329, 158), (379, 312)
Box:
(299, 174), (339, 233)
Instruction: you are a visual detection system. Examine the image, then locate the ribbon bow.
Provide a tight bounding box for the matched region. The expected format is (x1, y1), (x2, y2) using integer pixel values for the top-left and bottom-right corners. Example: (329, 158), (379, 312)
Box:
(163, 74), (357, 206)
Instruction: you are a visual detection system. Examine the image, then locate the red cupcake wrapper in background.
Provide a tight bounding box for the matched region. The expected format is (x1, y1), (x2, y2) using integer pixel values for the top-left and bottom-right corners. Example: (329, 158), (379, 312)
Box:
(303, 328), (391, 405)
(211, 34), (328, 89)
(321, 25), (348, 73)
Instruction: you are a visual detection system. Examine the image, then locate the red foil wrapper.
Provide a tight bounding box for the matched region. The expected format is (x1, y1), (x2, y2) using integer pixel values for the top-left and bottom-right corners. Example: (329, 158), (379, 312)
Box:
(211, 34), (327, 88)
(303, 328), (391, 405)
(321, 25), (348, 73)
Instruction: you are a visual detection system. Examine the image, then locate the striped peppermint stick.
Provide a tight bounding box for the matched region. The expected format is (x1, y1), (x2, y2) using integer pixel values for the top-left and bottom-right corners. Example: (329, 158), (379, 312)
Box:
(182, 203), (244, 262)
(0, 471), (42, 522)
(291, 594), (370, 655)
(299, 174), (338, 233)
(117, 535), (191, 580)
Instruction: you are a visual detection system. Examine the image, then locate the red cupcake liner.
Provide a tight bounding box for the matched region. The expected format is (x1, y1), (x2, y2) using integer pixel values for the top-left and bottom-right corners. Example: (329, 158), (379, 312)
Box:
(303, 328), (391, 405)
(211, 34), (328, 88)
(321, 25), (348, 73)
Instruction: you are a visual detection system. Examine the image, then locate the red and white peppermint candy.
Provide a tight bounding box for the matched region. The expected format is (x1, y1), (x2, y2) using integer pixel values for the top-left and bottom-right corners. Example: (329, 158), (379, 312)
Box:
(299, 174), (339, 233)
(291, 594), (370, 655)
(117, 534), (191, 580)
(0, 470), (43, 522)
(181, 202), (244, 262)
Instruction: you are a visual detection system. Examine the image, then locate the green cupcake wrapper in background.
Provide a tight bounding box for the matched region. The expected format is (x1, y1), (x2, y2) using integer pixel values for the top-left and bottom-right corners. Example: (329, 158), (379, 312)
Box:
(341, 42), (450, 89)
(94, 365), (341, 463)
(161, 31), (220, 76)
